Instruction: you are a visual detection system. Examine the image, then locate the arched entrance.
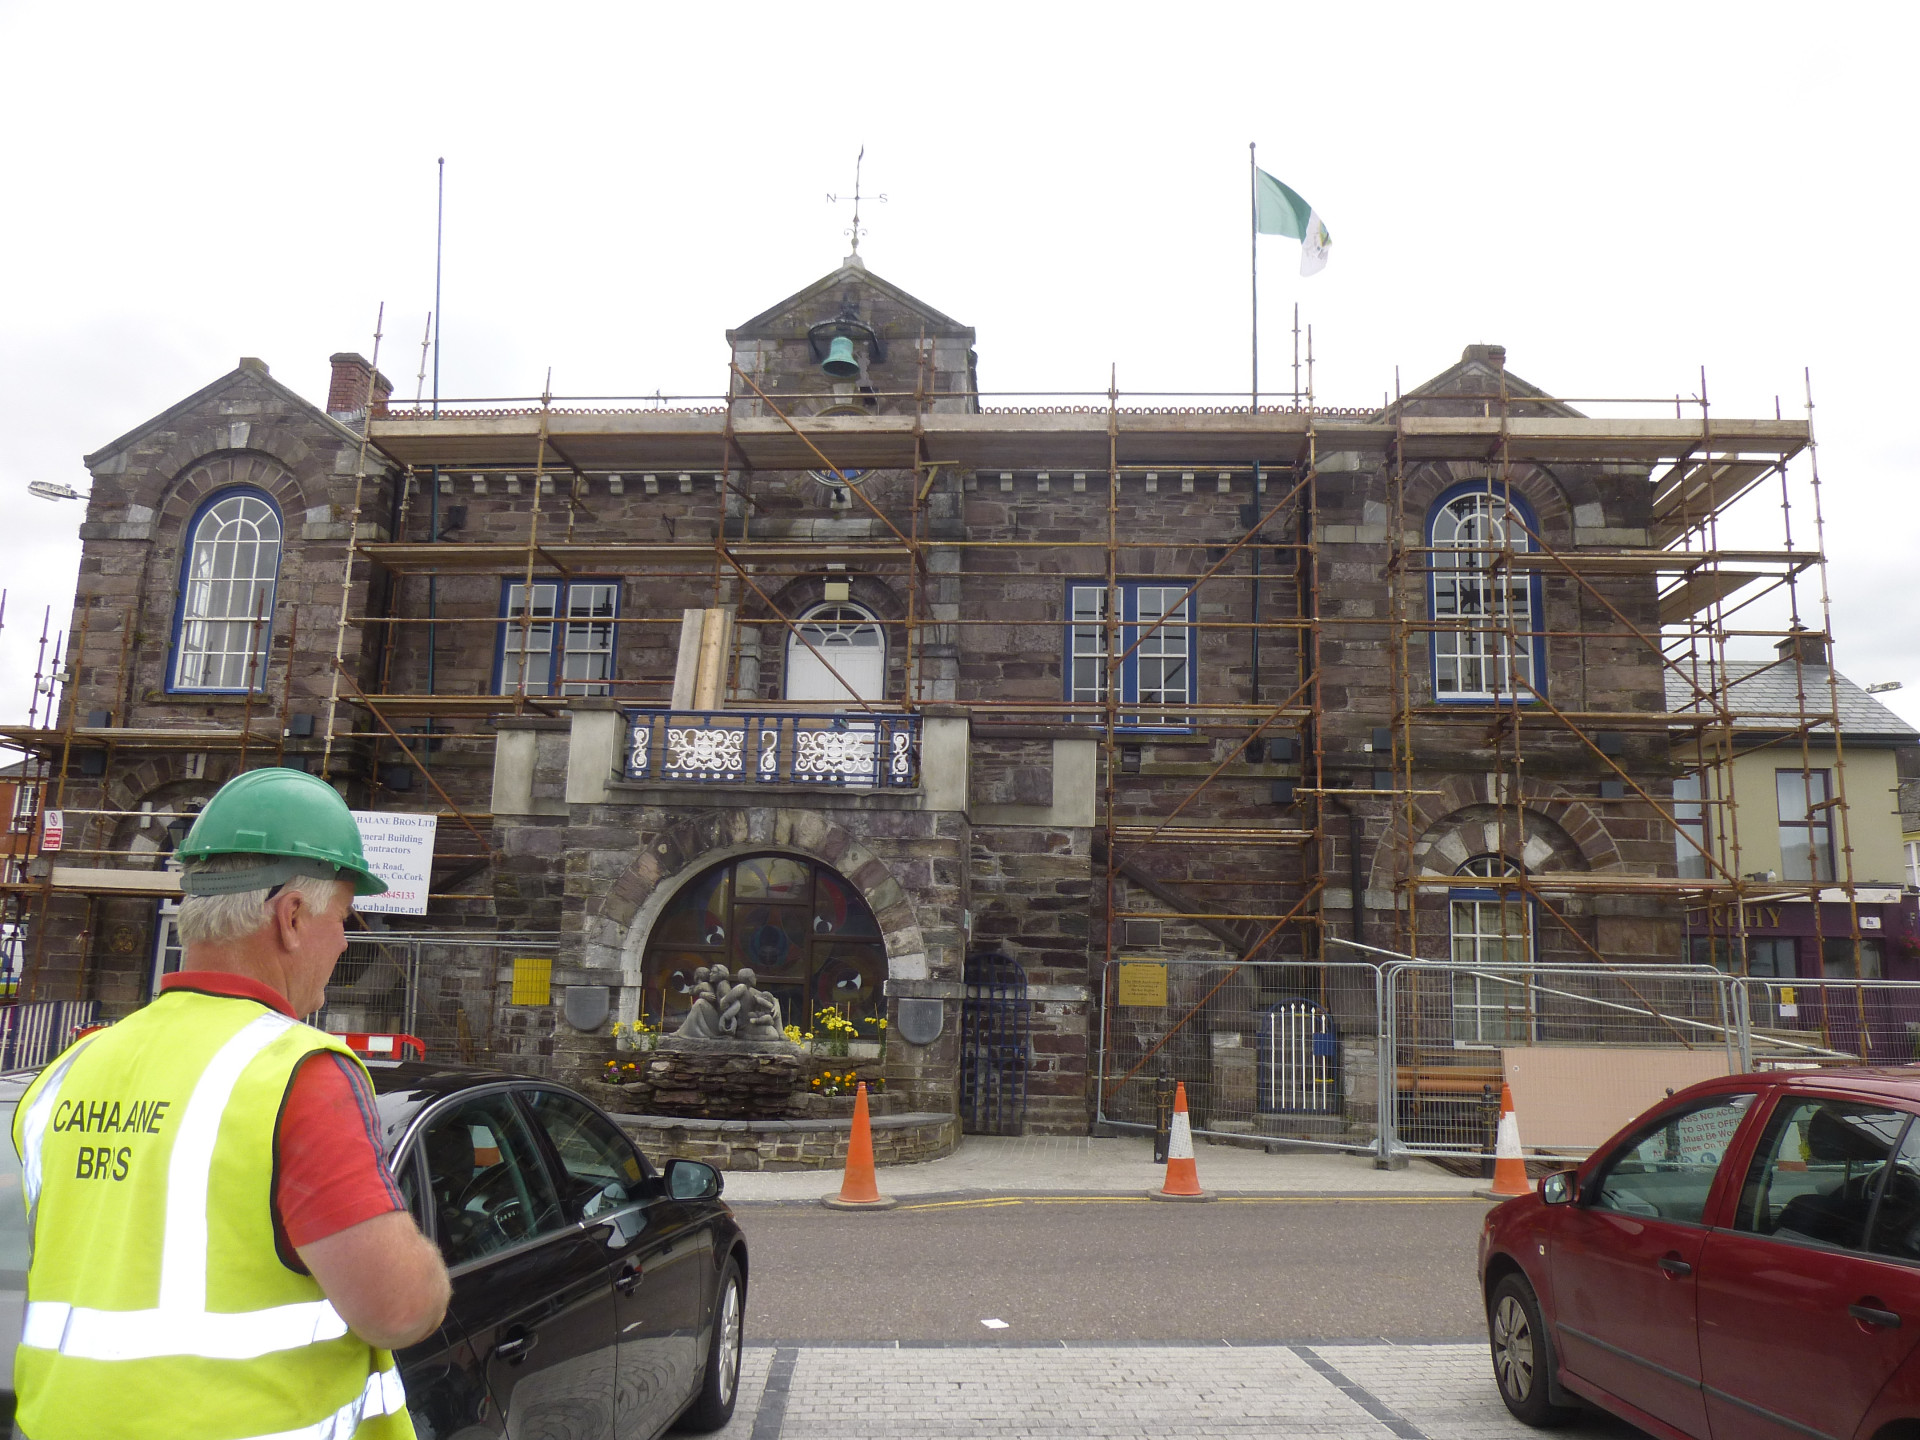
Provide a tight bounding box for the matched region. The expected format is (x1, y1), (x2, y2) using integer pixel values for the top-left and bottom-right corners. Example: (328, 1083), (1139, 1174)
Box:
(638, 852), (886, 1034)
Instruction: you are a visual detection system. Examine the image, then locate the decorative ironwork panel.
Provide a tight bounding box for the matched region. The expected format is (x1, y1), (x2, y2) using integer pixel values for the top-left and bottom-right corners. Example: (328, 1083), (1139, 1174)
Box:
(961, 951), (1028, 1136)
(624, 711), (919, 789)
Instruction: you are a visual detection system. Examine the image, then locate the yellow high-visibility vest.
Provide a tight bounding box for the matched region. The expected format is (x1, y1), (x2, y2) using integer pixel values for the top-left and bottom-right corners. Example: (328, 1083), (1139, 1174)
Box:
(11, 989), (415, 1439)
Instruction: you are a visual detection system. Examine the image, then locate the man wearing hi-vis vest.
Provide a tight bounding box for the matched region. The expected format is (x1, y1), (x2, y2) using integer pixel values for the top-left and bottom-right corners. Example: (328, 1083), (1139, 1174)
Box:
(10, 767), (450, 1439)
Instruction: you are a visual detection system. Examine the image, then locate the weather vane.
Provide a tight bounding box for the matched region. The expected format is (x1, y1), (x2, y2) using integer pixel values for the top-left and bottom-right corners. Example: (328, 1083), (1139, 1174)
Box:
(826, 145), (885, 254)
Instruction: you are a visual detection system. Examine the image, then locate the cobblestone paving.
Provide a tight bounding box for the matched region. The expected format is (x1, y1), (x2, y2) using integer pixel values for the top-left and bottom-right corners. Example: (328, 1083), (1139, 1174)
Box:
(707, 1342), (1647, 1440)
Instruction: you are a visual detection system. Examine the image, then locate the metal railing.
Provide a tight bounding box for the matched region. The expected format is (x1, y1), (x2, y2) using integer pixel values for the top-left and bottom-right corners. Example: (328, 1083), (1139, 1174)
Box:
(624, 710), (920, 789)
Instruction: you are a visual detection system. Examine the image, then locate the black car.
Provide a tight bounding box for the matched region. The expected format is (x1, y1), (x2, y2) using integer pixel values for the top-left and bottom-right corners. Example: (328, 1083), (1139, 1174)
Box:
(370, 1063), (747, 1440)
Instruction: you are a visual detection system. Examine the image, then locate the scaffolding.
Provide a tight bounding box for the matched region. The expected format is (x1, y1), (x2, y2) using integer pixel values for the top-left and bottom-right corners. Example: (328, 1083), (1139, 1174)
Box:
(1, 321), (1864, 1088)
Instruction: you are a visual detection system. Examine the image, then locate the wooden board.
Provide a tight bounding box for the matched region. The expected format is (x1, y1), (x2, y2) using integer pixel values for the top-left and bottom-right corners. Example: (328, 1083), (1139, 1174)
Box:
(1502, 1045), (1733, 1153)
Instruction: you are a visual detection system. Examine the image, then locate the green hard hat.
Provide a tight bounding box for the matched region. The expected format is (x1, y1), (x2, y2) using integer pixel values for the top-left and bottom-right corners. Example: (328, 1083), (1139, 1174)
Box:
(177, 767), (387, 898)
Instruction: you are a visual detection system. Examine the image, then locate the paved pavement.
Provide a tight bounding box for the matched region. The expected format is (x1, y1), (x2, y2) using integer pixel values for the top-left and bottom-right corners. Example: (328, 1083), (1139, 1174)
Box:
(708, 1342), (1647, 1440)
(721, 1133), (1488, 1201)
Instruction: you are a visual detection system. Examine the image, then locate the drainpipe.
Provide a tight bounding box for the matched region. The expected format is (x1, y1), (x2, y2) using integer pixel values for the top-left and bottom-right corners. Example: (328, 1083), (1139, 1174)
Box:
(1331, 794), (1364, 948)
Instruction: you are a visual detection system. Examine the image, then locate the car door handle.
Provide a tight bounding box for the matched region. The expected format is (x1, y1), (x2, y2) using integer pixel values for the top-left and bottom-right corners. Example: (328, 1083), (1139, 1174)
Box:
(615, 1263), (642, 1295)
(494, 1327), (539, 1363)
(1850, 1303), (1902, 1329)
(1657, 1256), (1692, 1277)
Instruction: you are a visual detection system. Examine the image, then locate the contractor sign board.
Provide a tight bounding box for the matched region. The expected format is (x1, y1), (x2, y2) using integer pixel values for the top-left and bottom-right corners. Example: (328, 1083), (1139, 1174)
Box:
(351, 810), (437, 916)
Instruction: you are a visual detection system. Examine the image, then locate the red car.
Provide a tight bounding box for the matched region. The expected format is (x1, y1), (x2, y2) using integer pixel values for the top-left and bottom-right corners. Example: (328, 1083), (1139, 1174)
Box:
(1479, 1066), (1920, 1439)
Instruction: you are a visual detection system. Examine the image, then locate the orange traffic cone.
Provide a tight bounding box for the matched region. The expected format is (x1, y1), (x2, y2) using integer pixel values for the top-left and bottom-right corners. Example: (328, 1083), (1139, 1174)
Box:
(1479, 1083), (1532, 1200)
(821, 1082), (897, 1210)
(1148, 1081), (1213, 1202)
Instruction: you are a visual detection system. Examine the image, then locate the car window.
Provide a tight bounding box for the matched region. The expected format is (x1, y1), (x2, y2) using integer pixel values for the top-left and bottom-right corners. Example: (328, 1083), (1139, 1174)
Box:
(1868, 1113), (1920, 1261)
(416, 1092), (565, 1267)
(521, 1087), (651, 1220)
(0, 1099), (26, 1282)
(1591, 1093), (1754, 1224)
(1735, 1096), (1909, 1249)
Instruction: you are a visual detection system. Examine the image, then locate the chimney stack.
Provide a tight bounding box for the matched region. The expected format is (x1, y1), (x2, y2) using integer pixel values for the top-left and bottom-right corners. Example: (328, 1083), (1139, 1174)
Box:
(327, 352), (394, 420)
(1775, 626), (1830, 669)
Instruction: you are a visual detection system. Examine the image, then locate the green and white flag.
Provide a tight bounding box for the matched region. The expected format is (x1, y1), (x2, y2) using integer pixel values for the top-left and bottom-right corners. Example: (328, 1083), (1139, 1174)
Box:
(1255, 169), (1331, 276)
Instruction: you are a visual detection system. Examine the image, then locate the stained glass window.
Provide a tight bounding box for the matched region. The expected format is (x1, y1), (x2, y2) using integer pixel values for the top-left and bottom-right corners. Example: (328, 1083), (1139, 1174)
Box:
(640, 854), (886, 1034)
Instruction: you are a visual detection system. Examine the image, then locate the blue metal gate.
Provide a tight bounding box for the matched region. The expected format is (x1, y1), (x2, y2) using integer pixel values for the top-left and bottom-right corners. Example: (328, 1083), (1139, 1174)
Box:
(1256, 998), (1339, 1114)
(961, 951), (1028, 1135)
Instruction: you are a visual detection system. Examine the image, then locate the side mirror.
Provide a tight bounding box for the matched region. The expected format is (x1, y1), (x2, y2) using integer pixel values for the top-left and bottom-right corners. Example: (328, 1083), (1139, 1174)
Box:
(665, 1158), (723, 1201)
(1540, 1171), (1575, 1206)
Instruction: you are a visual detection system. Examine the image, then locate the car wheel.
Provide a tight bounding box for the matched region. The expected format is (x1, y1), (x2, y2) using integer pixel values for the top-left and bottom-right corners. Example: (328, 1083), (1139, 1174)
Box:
(679, 1256), (744, 1433)
(1489, 1273), (1578, 1428)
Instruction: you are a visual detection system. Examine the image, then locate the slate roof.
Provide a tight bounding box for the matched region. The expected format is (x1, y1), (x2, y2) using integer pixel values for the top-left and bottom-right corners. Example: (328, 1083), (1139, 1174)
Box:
(1665, 662), (1919, 743)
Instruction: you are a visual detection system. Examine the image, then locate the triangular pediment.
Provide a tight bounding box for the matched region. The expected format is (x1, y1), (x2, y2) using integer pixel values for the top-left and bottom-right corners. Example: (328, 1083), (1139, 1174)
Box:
(1375, 345), (1584, 422)
(84, 360), (365, 469)
(728, 256), (974, 344)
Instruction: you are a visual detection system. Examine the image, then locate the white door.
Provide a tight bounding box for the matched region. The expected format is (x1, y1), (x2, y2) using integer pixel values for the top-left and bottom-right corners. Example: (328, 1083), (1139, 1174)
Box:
(785, 604), (885, 705)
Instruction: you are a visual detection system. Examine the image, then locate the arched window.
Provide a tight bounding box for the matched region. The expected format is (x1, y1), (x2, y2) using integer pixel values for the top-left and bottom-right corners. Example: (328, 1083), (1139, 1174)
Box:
(640, 853), (886, 1034)
(786, 603), (885, 704)
(1450, 854), (1534, 1044)
(171, 490), (282, 691)
(1429, 484), (1542, 701)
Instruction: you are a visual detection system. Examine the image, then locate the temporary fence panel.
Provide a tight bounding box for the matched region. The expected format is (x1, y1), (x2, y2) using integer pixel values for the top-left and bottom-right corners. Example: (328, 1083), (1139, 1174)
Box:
(1381, 962), (1737, 1163)
(321, 933), (558, 1065)
(0, 999), (99, 1071)
(1737, 977), (1920, 1068)
(960, 951), (1028, 1135)
(1097, 959), (1383, 1154)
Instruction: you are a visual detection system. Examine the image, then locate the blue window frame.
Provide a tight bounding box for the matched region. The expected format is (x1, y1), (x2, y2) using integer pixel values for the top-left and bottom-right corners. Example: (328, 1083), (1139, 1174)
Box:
(170, 488), (282, 693)
(494, 578), (619, 697)
(1428, 481), (1546, 702)
(1064, 580), (1196, 730)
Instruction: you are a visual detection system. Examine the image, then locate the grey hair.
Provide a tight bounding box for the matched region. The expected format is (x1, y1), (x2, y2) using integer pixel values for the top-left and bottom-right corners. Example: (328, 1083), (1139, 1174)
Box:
(176, 854), (344, 946)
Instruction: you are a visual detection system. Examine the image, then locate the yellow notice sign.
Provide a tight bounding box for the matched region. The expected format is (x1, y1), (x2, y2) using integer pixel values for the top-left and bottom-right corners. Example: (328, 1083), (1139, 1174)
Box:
(1117, 961), (1168, 1008)
(510, 956), (553, 1007)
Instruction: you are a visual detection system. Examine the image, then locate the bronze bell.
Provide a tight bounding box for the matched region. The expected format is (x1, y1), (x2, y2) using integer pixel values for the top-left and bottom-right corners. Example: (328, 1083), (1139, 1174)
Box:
(821, 335), (859, 379)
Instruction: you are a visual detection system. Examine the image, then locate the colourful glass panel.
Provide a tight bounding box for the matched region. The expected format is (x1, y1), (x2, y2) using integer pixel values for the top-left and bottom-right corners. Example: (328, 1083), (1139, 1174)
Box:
(731, 904), (810, 977)
(812, 869), (881, 937)
(651, 867), (729, 946)
(733, 855), (810, 902)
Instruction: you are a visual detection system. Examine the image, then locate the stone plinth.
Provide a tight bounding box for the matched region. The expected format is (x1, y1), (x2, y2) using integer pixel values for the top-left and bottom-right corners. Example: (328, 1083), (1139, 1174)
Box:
(617, 1110), (960, 1171)
(586, 1036), (805, 1120)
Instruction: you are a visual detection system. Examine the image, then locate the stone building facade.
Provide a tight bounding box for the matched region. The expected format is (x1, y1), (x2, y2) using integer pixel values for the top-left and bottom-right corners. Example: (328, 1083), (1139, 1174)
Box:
(22, 252), (1762, 1136)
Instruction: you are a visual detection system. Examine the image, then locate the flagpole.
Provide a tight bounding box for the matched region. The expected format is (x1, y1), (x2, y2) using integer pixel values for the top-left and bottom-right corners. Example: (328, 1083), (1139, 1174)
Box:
(1249, 142), (1258, 414)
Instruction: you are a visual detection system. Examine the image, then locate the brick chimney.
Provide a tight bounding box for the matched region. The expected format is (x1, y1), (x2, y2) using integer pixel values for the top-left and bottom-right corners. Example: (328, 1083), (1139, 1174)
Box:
(327, 352), (394, 419)
(1776, 626), (1830, 668)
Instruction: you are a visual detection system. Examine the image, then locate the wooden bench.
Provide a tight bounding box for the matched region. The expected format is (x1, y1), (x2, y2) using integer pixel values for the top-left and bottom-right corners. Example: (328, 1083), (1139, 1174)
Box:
(1395, 1063), (1501, 1097)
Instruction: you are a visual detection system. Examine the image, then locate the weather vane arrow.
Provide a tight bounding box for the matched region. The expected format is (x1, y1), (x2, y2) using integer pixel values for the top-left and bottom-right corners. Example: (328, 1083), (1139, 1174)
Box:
(826, 145), (886, 254)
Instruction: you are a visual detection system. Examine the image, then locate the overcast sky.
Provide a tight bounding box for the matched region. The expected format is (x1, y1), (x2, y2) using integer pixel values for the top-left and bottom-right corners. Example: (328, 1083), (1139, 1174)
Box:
(2, 2), (1915, 734)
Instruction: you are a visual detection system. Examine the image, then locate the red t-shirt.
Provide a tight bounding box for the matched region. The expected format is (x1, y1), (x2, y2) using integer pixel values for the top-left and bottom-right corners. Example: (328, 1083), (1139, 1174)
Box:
(158, 972), (405, 1255)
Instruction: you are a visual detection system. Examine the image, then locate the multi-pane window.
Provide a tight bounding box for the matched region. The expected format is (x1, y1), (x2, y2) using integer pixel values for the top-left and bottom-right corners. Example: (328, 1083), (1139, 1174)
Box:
(1905, 839), (1919, 890)
(172, 492), (281, 691)
(497, 580), (618, 696)
(1430, 487), (1539, 701)
(8, 782), (38, 835)
(1450, 855), (1534, 1044)
(1776, 769), (1835, 882)
(1066, 582), (1194, 728)
(1673, 773), (1711, 879)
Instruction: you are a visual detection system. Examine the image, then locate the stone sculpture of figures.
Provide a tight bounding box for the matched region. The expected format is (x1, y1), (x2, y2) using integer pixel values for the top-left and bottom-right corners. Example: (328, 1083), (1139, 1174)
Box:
(674, 963), (727, 1040)
(735, 969), (785, 1041)
(670, 962), (785, 1043)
